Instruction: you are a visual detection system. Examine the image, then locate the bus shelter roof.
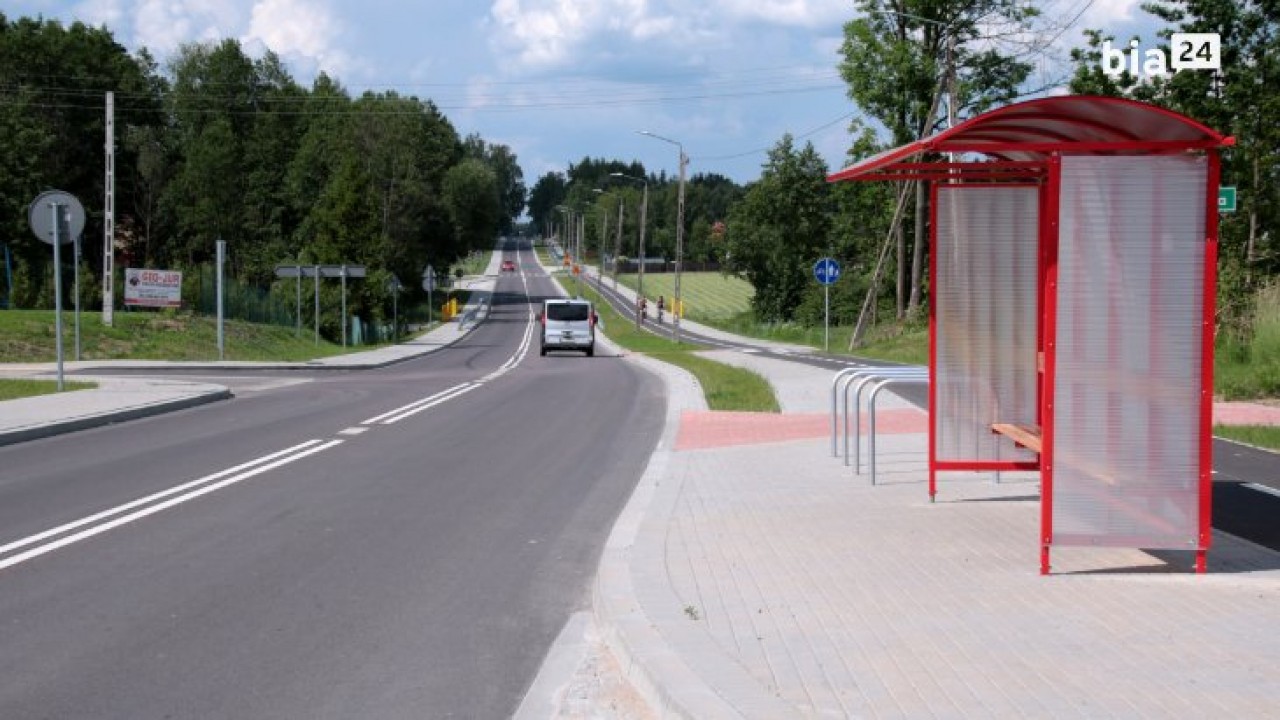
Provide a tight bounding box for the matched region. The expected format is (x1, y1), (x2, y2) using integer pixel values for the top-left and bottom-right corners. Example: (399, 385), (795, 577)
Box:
(827, 95), (1234, 183)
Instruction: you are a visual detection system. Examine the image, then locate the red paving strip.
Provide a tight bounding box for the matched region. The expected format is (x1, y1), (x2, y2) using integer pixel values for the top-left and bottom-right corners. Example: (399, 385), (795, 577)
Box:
(672, 403), (1277, 452)
(1214, 402), (1280, 427)
(676, 409), (928, 451)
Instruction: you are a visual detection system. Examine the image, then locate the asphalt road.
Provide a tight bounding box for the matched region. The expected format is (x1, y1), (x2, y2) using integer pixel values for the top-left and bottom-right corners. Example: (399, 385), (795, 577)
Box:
(0, 240), (665, 718)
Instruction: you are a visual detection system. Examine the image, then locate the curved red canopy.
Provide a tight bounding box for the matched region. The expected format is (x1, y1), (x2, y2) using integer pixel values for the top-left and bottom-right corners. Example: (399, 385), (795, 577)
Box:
(827, 95), (1233, 182)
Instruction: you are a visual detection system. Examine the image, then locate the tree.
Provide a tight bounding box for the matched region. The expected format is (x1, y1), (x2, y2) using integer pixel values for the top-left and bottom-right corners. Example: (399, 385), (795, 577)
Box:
(442, 159), (501, 256)
(464, 134), (526, 233)
(723, 136), (832, 322)
(162, 40), (257, 266)
(527, 172), (568, 237)
(839, 0), (1038, 318)
(0, 13), (159, 305)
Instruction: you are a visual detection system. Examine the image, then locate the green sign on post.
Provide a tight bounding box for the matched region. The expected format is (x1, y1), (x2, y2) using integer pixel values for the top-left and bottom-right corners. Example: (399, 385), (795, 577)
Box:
(1218, 186), (1237, 213)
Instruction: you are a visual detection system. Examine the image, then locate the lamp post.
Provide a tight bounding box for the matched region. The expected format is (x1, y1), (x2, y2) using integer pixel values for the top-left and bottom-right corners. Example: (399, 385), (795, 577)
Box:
(554, 205), (574, 293)
(593, 188), (608, 290)
(609, 172), (648, 328)
(639, 130), (687, 343)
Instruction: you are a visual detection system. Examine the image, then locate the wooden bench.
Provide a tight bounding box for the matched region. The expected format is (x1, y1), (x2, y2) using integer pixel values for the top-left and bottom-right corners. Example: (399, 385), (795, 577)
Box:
(991, 423), (1043, 453)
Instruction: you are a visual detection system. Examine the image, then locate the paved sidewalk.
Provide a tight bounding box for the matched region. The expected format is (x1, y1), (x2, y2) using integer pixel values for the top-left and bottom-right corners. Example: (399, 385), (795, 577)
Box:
(593, 348), (1280, 718)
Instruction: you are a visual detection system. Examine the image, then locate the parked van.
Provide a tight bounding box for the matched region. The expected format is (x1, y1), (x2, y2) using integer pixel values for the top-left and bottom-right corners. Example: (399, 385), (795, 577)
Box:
(539, 298), (597, 357)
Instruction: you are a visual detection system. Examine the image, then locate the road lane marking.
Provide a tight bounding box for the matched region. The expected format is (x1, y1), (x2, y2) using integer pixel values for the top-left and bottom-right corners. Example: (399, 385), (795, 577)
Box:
(338, 427), (369, 436)
(0, 440), (326, 561)
(377, 383), (481, 424)
(0, 440), (342, 572)
(361, 383), (476, 425)
(1244, 482), (1280, 499)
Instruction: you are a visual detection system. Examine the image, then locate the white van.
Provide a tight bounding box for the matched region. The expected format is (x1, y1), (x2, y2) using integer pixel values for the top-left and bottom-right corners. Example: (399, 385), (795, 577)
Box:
(539, 298), (597, 357)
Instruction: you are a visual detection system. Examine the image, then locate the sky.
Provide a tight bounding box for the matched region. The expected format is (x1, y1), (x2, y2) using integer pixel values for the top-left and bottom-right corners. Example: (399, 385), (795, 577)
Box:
(12, 0), (1165, 186)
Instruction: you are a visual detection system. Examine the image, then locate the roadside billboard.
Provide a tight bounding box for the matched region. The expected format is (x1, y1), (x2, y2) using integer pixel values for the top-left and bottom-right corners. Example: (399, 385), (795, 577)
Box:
(124, 268), (182, 308)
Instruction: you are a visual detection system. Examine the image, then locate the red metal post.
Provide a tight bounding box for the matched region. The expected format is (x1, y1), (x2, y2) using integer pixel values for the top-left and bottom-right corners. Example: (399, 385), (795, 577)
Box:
(928, 181), (940, 502)
(1040, 155), (1063, 575)
(1197, 151), (1222, 574)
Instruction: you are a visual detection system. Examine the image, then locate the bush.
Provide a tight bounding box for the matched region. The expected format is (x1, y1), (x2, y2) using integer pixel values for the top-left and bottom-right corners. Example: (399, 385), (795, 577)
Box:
(1216, 281), (1280, 399)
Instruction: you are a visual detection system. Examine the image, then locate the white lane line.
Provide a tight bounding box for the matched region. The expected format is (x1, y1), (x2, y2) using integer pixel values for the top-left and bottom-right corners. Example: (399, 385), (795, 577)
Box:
(0, 440), (326, 560)
(0, 440), (342, 572)
(338, 427), (369, 436)
(361, 383), (475, 425)
(1244, 482), (1280, 499)
(379, 383), (481, 424)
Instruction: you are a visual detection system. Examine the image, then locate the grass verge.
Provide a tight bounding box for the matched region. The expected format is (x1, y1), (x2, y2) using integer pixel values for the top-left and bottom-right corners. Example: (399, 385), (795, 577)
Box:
(707, 312), (929, 365)
(0, 310), (361, 363)
(615, 272), (755, 322)
(573, 280), (779, 412)
(0, 378), (96, 401)
(1213, 425), (1280, 452)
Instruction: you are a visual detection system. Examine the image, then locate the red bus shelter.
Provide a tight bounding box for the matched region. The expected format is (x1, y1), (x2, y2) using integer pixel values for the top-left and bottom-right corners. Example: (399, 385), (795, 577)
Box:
(828, 96), (1233, 574)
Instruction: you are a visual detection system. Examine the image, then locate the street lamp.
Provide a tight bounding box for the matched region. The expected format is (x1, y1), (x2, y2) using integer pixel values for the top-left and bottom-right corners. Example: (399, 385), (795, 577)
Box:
(554, 204), (570, 265)
(639, 130), (687, 343)
(609, 172), (648, 329)
(593, 188), (609, 291)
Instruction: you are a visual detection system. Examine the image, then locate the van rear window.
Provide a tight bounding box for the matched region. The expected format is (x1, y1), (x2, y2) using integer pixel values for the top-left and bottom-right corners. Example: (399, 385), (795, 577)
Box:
(547, 304), (590, 321)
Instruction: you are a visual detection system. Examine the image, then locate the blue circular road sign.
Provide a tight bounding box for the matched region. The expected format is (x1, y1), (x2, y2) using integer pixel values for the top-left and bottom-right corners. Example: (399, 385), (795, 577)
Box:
(813, 257), (841, 285)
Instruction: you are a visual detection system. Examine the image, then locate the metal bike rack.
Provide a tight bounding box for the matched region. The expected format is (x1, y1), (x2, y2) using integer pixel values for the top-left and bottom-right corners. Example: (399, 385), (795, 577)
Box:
(867, 376), (930, 485)
(830, 366), (925, 458)
(832, 367), (927, 470)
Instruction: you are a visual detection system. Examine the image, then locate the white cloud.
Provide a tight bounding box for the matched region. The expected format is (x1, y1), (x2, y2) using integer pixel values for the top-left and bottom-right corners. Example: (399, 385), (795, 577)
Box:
(1082, 0), (1143, 25)
(132, 0), (244, 54)
(72, 0), (126, 28)
(708, 0), (848, 27)
(243, 0), (350, 77)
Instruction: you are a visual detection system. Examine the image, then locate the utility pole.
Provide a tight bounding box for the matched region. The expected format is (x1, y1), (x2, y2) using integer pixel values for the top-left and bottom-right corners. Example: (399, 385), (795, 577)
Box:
(639, 131), (687, 343)
(673, 146), (687, 343)
(614, 198), (624, 289)
(102, 91), (115, 327)
(609, 173), (649, 328)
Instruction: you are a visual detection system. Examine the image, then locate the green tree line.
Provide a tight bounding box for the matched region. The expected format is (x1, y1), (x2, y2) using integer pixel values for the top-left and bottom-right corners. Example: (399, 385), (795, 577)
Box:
(0, 13), (525, 336)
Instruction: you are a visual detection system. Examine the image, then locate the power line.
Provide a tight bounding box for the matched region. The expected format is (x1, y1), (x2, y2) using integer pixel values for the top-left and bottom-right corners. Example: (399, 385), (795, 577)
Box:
(694, 111), (860, 162)
(0, 81), (847, 115)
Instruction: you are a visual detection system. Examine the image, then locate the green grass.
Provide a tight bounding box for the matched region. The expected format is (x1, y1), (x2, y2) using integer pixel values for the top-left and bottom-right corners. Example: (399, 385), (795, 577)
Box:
(0, 310), (362, 362)
(1213, 425), (1280, 452)
(655, 351), (780, 412)
(706, 312), (930, 365)
(574, 281), (779, 412)
(453, 250), (492, 278)
(0, 378), (96, 401)
(1215, 282), (1280, 400)
(616, 272), (755, 321)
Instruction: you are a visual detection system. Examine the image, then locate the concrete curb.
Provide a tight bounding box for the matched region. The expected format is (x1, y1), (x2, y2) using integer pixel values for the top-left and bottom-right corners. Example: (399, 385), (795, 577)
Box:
(0, 386), (232, 448)
(592, 352), (800, 718)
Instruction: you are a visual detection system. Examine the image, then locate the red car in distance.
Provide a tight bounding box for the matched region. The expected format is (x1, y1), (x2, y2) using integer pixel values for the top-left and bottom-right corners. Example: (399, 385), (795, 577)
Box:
(501, 260), (517, 273)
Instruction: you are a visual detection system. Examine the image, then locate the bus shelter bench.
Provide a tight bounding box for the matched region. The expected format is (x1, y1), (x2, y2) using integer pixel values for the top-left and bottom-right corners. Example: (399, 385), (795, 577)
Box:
(991, 423), (1043, 454)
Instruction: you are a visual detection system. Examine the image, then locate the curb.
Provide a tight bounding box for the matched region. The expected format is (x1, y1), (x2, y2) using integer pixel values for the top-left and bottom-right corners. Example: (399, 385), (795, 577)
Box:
(0, 387), (232, 448)
(589, 350), (797, 718)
